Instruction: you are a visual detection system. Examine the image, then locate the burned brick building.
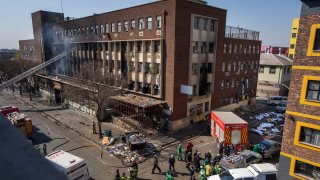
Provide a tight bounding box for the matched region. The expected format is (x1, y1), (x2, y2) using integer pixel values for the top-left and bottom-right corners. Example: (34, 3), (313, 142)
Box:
(23, 0), (261, 130)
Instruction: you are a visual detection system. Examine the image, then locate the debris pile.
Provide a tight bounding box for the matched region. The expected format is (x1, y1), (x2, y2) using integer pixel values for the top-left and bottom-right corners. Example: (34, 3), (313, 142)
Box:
(107, 133), (157, 166)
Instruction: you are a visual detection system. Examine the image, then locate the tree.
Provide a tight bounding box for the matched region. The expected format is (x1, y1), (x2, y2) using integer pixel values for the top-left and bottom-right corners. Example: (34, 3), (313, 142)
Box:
(64, 62), (122, 139)
(0, 57), (38, 98)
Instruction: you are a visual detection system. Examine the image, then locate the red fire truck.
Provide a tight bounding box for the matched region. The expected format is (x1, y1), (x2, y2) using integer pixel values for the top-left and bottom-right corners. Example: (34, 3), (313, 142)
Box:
(0, 106), (33, 139)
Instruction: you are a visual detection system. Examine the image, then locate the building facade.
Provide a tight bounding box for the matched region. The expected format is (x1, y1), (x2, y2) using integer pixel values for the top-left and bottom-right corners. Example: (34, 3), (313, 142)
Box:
(278, 0), (320, 179)
(28, 0), (261, 130)
(288, 18), (300, 59)
(257, 53), (292, 97)
(0, 49), (17, 60)
(19, 39), (36, 61)
(261, 45), (288, 55)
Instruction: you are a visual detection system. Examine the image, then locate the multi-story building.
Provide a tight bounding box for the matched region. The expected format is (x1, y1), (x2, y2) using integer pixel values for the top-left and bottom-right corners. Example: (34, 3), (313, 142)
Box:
(257, 53), (292, 97)
(0, 49), (17, 60)
(27, 0), (261, 130)
(288, 18), (300, 59)
(19, 39), (36, 61)
(261, 45), (288, 55)
(278, 0), (320, 179)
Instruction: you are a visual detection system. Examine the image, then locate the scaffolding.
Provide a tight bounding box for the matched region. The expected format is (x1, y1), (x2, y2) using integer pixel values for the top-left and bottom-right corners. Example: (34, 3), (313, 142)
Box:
(109, 94), (165, 129)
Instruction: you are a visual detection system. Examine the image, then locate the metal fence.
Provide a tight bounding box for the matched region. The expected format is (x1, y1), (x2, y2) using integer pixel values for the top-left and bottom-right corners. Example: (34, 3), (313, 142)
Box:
(225, 26), (260, 40)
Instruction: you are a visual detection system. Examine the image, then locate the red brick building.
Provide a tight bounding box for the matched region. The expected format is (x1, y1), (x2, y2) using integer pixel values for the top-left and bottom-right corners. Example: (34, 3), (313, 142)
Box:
(24, 0), (261, 130)
(19, 39), (36, 62)
(278, 0), (320, 179)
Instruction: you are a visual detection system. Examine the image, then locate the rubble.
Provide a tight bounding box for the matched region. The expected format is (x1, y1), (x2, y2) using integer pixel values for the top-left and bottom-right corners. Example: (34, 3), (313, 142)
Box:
(107, 133), (157, 167)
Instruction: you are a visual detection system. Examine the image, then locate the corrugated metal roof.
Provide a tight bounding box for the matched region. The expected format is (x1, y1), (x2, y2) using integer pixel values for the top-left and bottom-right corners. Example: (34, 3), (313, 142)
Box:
(259, 53), (293, 66)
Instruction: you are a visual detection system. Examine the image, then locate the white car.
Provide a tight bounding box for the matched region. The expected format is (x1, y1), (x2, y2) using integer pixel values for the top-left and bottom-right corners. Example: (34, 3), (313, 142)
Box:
(209, 163), (278, 180)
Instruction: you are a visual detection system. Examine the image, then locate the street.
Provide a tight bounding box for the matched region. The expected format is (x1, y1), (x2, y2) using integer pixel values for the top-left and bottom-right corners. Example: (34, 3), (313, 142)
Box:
(0, 93), (220, 180)
(0, 94), (114, 180)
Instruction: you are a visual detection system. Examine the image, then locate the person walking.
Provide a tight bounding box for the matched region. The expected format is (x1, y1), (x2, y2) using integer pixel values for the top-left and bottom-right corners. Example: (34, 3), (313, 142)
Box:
(42, 144), (47, 156)
(115, 169), (121, 180)
(199, 166), (206, 180)
(121, 172), (126, 180)
(194, 153), (200, 172)
(205, 163), (213, 177)
(177, 144), (182, 161)
(187, 151), (192, 163)
(205, 151), (211, 162)
(168, 155), (176, 173)
(189, 165), (195, 180)
(186, 142), (193, 153)
(152, 155), (161, 174)
(165, 171), (174, 180)
(218, 141), (224, 156)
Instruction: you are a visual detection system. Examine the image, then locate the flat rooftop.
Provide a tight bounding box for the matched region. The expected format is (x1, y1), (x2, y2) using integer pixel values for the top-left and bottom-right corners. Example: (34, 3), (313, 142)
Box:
(225, 26), (260, 41)
(212, 111), (247, 124)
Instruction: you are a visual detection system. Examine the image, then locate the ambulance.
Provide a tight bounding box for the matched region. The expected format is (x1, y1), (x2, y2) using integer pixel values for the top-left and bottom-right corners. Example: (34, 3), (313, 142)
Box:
(46, 150), (90, 180)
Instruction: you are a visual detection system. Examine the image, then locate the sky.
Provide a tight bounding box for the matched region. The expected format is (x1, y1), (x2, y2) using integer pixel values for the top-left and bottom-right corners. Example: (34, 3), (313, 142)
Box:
(0, 0), (301, 49)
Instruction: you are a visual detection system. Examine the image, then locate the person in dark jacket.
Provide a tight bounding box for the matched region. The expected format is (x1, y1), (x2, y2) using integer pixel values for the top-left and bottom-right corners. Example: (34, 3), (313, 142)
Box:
(187, 151), (192, 163)
(152, 155), (161, 174)
(42, 144), (47, 156)
(115, 169), (121, 180)
(189, 165), (195, 180)
(168, 155), (176, 173)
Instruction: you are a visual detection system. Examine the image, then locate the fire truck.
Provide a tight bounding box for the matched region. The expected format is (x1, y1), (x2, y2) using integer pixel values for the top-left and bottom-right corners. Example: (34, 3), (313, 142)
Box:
(0, 106), (33, 139)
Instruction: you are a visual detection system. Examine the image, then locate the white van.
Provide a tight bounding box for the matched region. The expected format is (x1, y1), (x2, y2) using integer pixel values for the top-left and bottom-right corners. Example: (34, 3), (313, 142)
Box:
(46, 150), (90, 180)
(209, 163), (278, 180)
(267, 96), (287, 106)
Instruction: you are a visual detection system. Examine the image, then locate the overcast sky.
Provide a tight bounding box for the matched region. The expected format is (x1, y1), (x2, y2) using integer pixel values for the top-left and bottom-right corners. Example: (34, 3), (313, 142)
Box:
(0, 0), (301, 49)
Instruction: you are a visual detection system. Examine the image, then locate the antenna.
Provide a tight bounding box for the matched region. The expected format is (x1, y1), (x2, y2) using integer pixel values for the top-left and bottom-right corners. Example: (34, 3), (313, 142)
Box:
(60, 0), (64, 13)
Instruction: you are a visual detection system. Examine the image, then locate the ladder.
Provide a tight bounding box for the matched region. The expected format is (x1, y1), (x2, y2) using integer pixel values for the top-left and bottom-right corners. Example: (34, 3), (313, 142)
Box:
(0, 48), (76, 90)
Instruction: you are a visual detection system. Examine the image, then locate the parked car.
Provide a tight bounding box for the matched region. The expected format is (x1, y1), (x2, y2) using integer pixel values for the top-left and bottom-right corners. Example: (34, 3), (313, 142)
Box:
(220, 150), (262, 170)
(209, 163), (278, 180)
(276, 102), (287, 113)
(259, 139), (281, 159)
(267, 96), (287, 106)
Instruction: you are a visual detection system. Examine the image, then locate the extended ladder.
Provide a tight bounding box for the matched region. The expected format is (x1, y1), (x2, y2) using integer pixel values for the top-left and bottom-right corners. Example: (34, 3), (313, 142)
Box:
(0, 48), (76, 90)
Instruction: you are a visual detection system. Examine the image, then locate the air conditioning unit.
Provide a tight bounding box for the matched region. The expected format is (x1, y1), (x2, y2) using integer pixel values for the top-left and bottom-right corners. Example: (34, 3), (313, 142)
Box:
(114, 34), (118, 38)
(225, 72), (230, 76)
(156, 30), (162, 36)
(130, 32), (134, 37)
(139, 31), (144, 37)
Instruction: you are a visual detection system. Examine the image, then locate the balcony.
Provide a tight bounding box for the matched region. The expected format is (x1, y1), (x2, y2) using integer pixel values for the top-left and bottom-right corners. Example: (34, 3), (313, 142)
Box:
(225, 26), (260, 40)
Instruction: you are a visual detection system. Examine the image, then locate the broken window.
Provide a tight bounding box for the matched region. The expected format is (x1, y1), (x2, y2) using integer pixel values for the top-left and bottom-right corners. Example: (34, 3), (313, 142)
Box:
(117, 21), (122, 32)
(156, 16), (161, 29)
(139, 18), (144, 30)
(106, 23), (109, 33)
(210, 19), (215, 31)
(124, 21), (128, 32)
(131, 19), (136, 30)
(111, 23), (115, 33)
(209, 42), (215, 53)
(147, 17), (152, 29)
(193, 42), (198, 53)
(146, 41), (151, 52)
(194, 17), (199, 29)
(154, 41), (161, 53)
(203, 19), (208, 30)
(100, 25), (104, 34)
(138, 62), (142, 72)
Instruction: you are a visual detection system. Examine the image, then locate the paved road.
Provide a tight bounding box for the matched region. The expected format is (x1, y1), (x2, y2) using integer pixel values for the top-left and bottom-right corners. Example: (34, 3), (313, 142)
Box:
(0, 93), (221, 180)
(0, 94), (113, 180)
